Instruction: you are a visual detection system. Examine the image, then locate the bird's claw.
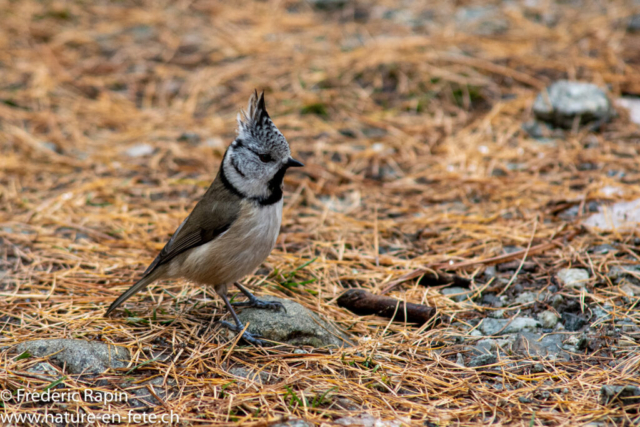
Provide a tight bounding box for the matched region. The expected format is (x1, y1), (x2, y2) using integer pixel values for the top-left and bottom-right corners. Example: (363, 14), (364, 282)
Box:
(218, 320), (265, 346)
(232, 298), (286, 313)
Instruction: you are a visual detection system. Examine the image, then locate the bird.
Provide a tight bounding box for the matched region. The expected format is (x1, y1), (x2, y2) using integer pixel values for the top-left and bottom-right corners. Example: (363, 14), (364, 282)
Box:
(105, 90), (303, 345)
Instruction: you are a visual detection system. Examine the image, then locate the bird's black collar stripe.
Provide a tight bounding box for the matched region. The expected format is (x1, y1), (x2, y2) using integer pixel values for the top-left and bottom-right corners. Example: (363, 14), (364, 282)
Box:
(219, 159), (247, 200)
(220, 150), (285, 206)
(260, 166), (286, 206)
(230, 157), (246, 178)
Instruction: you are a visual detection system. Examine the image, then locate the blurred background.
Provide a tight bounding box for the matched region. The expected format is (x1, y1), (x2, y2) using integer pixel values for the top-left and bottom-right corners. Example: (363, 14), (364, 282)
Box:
(2, 0), (640, 425)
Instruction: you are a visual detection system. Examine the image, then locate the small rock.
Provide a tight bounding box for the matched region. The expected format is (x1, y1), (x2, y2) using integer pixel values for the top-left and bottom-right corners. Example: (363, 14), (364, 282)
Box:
(532, 363), (544, 373)
(236, 297), (351, 348)
(627, 14), (640, 32)
(334, 398), (360, 411)
(621, 283), (640, 297)
(538, 311), (560, 329)
(484, 265), (497, 278)
(551, 294), (564, 309)
(583, 198), (640, 232)
(607, 265), (640, 285)
(125, 144), (154, 158)
(441, 287), (472, 302)
(479, 317), (540, 335)
(15, 339), (130, 375)
(129, 377), (176, 408)
(177, 132), (201, 145)
(600, 385), (640, 406)
(455, 6), (509, 35)
(562, 334), (587, 352)
(482, 293), (503, 308)
(593, 305), (612, 321)
(307, 0), (350, 11)
(515, 291), (537, 305)
(561, 313), (586, 331)
(533, 80), (612, 128)
(456, 353), (465, 367)
(475, 338), (497, 354)
(27, 362), (59, 377)
(588, 244), (618, 255)
(227, 367), (273, 385)
(557, 268), (589, 289)
(271, 421), (313, 427)
(489, 309), (505, 319)
(614, 97), (640, 125)
(513, 332), (568, 360)
(518, 396), (532, 403)
(468, 354), (497, 367)
(335, 414), (403, 427)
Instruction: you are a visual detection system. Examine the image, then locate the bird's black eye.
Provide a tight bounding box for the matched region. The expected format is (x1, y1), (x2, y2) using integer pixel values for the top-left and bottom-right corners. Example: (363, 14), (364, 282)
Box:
(258, 153), (272, 163)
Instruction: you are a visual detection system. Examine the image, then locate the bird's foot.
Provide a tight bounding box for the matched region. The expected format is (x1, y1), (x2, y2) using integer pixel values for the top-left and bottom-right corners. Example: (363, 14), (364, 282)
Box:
(232, 297), (285, 312)
(218, 320), (265, 346)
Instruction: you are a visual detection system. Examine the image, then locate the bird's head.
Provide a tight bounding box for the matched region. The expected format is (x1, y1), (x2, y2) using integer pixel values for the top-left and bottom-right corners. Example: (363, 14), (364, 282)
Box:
(222, 90), (303, 203)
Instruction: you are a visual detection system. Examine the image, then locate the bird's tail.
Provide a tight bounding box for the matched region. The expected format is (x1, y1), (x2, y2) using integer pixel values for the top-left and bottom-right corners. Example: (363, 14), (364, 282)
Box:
(105, 267), (165, 317)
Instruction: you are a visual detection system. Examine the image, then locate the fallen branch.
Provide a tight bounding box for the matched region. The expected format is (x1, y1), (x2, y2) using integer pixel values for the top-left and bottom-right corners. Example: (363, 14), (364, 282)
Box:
(337, 289), (438, 326)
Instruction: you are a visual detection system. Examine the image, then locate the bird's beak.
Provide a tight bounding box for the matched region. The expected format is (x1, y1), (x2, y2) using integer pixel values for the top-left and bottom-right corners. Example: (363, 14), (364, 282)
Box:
(286, 157), (304, 168)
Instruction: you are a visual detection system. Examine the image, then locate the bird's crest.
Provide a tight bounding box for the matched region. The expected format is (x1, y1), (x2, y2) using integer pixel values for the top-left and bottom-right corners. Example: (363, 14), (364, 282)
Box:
(237, 90), (271, 136)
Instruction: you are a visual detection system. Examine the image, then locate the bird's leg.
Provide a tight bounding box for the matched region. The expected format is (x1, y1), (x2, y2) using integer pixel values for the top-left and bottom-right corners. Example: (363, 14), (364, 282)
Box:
(231, 282), (285, 312)
(217, 292), (265, 346)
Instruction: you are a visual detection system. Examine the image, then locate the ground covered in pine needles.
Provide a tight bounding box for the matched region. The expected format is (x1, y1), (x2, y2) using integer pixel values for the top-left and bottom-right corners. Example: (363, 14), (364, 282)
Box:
(2, 0), (640, 425)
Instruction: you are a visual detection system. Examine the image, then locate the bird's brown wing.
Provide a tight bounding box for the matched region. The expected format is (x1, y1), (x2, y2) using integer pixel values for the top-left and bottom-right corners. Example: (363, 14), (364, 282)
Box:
(142, 176), (242, 277)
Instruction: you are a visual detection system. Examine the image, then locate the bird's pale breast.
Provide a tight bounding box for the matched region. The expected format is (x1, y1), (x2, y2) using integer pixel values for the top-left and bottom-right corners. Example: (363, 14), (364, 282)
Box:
(170, 199), (283, 285)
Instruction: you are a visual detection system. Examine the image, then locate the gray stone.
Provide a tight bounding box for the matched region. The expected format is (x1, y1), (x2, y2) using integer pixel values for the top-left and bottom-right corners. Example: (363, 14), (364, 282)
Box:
(583, 198), (640, 232)
(475, 338), (498, 354)
(15, 339), (130, 374)
(538, 310), (560, 329)
(607, 265), (640, 285)
(489, 309), (505, 319)
(600, 385), (640, 406)
(177, 132), (201, 145)
(307, 0), (350, 11)
(533, 81), (612, 128)
(592, 305), (612, 321)
(335, 414), (403, 427)
(588, 244), (618, 255)
(441, 286), (472, 302)
(479, 317), (540, 335)
(455, 6), (509, 35)
(561, 312), (586, 331)
(227, 366), (274, 385)
(627, 14), (640, 32)
(562, 334), (587, 352)
(515, 291), (537, 305)
(615, 97), (640, 125)
(271, 421), (313, 427)
(129, 377), (176, 408)
(125, 143), (154, 158)
(236, 297), (351, 348)
(513, 332), (568, 360)
(27, 362), (59, 377)
(468, 354), (497, 367)
(551, 294), (564, 309)
(521, 120), (563, 142)
(484, 265), (497, 278)
(557, 268), (589, 289)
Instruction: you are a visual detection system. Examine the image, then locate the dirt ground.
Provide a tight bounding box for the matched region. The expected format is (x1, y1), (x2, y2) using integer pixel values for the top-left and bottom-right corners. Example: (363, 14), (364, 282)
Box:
(2, 0), (640, 425)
